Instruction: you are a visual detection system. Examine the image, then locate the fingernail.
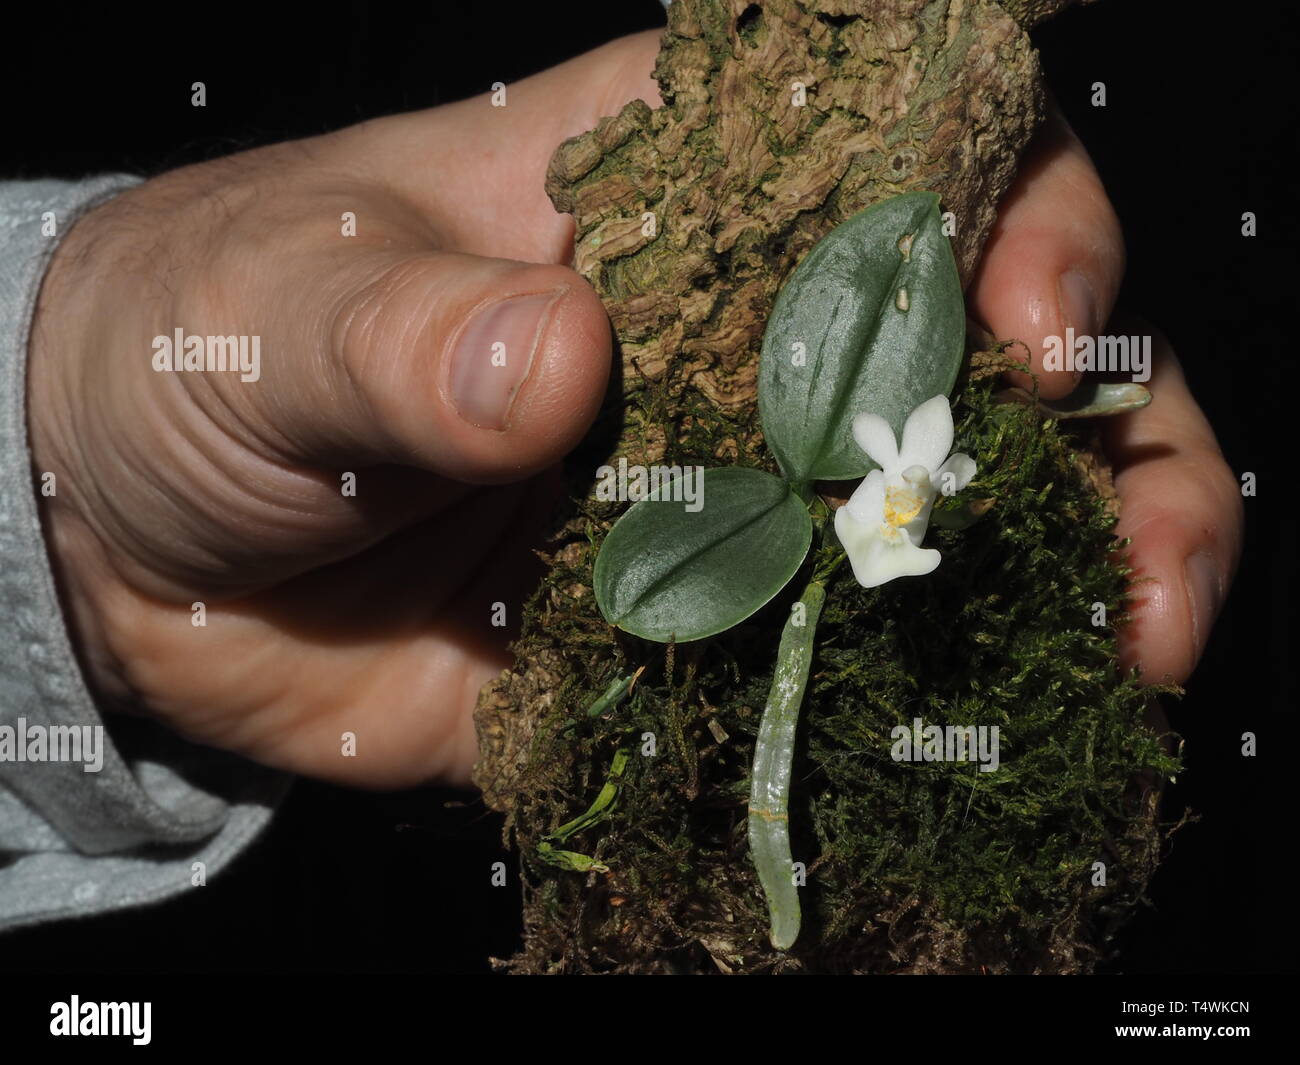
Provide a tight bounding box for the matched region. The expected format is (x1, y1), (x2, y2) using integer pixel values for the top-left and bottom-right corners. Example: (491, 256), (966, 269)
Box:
(1183, 551), (1223, 655)
(1058, 269), (1097, 340)
(449, 289), (564, 430)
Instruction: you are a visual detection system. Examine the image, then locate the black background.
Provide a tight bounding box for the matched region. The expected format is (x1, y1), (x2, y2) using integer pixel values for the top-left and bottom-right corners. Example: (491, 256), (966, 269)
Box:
(1, 0), (1294, 976)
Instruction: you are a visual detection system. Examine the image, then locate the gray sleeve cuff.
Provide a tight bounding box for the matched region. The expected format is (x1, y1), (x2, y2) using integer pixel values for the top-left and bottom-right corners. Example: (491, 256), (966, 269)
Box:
(0, 176), (289, 932)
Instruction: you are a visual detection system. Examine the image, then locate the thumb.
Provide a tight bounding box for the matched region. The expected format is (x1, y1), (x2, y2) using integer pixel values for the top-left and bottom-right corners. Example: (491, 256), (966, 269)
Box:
(274, 249), (611, 484)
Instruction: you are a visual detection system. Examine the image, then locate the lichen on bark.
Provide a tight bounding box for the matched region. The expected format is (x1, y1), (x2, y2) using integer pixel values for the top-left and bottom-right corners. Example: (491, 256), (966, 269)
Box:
(471, 0), (1173, 974)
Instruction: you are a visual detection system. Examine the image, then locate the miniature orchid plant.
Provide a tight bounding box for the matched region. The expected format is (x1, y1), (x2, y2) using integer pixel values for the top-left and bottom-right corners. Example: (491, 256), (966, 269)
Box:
(587, 191), (975, 951)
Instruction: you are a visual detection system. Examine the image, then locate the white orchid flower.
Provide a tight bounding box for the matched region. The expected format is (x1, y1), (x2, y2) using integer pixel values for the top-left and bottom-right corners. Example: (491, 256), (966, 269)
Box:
(833, 395), (976, 589)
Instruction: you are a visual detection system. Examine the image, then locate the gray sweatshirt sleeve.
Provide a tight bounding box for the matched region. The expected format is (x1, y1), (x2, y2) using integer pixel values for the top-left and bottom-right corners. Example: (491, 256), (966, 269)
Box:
(0, 177), (290, 932)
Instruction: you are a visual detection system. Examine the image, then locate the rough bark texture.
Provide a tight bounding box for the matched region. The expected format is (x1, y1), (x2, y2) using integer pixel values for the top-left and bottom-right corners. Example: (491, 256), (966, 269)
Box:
(478, 0), (1042, 816)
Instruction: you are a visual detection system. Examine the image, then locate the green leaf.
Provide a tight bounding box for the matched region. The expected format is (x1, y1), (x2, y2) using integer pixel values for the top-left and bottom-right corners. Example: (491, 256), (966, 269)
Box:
(593, 467), (812, 643)
(758, 190), (965, 484)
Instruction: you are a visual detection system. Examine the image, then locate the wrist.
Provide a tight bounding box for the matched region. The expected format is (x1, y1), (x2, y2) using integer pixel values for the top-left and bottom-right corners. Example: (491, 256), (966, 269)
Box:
(26, 209), (138, 706)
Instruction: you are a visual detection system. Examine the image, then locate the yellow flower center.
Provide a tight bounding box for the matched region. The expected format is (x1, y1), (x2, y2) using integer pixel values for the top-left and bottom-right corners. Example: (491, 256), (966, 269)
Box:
(883, 485), (925, 528)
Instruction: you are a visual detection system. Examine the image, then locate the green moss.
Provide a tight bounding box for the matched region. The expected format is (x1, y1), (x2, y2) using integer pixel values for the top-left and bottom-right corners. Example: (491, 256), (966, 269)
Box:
(503, 374), (1183, 974)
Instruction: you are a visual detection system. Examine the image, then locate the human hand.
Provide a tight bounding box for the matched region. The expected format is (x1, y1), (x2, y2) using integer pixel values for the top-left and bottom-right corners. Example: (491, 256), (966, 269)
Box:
(28, 31), (667, 789)
(968, 108), (1242, 686)
(28, 32), (1236, 799)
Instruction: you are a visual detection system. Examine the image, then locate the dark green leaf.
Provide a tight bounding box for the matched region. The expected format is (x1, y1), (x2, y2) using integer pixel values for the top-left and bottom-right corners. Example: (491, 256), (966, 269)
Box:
(758, 191), (965, 484)
(593, 467), (812, 643)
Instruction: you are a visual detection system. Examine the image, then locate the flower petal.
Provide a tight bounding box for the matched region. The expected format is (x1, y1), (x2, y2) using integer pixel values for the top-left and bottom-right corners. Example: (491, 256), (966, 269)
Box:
(898, 395), (954, 473)
(845, 468), (885, 524)
(901, 497), (938, 548)
(835, 505), (942, 589)
(932, 453), (977, 496)
(851, 412), (898, 470)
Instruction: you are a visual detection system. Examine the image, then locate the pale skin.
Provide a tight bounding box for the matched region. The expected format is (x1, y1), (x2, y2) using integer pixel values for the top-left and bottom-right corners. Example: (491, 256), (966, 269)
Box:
(27, 31), (1241, 790)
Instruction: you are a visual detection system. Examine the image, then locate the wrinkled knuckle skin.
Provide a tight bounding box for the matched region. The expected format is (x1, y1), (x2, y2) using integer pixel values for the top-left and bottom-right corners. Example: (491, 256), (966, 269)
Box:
(332, 256), (433, 372)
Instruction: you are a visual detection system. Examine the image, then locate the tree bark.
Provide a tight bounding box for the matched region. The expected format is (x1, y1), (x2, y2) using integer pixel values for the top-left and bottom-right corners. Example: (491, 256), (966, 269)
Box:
(476, 0), (1049, 813)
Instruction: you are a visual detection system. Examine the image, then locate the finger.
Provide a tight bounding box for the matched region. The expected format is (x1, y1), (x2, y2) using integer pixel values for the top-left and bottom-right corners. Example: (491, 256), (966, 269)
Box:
(339, 30), (664, 264)
(968, 104), (1125, 400)
(261, 246), (614, 486)
(1102, 325), (1242, 685)
(109, 469), (560, 788)
(238, 33), (664, 483)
